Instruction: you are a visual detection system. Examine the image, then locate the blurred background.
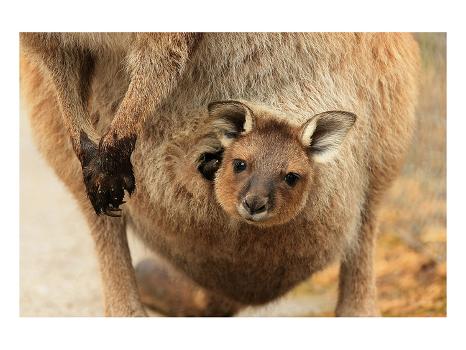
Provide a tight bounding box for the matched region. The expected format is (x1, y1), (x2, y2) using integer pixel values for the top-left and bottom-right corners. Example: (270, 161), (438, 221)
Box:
(20, 33), (446, 316)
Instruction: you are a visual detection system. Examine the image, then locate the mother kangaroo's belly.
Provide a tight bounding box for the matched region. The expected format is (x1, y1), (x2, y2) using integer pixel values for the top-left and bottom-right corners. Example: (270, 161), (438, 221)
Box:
(130, 207), (344, 305)
(171, 250), (316, 305)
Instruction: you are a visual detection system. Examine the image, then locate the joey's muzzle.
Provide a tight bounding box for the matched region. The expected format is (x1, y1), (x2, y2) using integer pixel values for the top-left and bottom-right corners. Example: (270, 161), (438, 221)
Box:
(238, 194), (270, 222)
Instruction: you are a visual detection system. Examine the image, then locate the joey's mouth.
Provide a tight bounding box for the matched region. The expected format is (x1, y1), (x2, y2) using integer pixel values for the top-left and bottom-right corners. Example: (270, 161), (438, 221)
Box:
(236, 203), (270, 223)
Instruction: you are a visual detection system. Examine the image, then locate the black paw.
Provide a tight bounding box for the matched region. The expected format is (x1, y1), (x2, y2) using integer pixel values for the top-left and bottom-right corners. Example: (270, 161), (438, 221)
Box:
(197, 149), (224, 181)
(79, 132), (136, 217)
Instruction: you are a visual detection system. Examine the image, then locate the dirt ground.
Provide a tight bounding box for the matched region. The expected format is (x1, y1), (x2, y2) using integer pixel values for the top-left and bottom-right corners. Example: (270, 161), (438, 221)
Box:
(19, 33), (446, 317)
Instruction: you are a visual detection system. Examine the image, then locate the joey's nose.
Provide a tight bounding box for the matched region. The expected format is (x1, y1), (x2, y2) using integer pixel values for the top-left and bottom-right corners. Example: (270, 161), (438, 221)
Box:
(243, 195), (268, 215)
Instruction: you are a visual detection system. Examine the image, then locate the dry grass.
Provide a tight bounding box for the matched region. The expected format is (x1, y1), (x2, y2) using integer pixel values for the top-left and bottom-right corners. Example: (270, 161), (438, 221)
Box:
(289, 33), (447, 317)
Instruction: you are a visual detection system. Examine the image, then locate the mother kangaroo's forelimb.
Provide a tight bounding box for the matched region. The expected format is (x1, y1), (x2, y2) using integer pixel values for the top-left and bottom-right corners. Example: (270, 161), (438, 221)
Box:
(20, 33), (200, 216)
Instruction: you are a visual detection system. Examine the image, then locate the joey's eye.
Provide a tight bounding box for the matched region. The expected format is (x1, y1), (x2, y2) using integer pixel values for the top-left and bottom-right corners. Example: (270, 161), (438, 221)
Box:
(233, 159), (247, 173)
(284, 172), (300, 187)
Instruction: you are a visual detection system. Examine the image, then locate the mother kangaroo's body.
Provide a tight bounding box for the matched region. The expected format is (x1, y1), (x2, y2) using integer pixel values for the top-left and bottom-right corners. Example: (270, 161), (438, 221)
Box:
(21, 33), (419, 316)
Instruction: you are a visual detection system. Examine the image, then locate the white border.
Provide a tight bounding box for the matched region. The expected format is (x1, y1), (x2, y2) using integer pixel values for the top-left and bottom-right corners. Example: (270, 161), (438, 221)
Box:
(2, 0), (464, 349)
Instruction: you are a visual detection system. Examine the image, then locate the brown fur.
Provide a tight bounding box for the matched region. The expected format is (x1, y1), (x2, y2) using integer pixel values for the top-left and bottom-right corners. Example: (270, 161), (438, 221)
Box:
(20, 33), (420, 316)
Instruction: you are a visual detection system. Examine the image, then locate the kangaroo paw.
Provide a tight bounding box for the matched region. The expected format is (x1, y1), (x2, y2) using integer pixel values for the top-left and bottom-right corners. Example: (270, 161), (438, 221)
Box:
(79, 132), (136, 216)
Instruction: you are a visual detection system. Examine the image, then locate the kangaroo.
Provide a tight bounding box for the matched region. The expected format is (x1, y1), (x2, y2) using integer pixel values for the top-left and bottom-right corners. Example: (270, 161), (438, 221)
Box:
(20, 33), (420, 316)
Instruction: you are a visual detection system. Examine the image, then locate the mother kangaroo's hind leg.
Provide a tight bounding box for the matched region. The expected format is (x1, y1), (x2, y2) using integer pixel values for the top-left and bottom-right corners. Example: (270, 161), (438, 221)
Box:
(135, 257), (242, 316)
(335, 190), (380, 316)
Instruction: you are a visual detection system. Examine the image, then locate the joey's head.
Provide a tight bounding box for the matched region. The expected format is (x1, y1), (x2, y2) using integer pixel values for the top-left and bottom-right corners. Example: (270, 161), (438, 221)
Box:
(202, 100), (356, 227)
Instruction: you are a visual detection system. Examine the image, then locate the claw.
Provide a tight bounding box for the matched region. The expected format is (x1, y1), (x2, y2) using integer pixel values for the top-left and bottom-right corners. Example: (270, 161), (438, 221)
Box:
(82, 145), (134, 218)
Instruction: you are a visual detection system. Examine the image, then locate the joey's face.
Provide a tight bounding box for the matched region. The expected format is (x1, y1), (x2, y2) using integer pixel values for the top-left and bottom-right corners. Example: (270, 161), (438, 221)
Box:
(215, 122), (312, 226)
(202, 100), (356, 228)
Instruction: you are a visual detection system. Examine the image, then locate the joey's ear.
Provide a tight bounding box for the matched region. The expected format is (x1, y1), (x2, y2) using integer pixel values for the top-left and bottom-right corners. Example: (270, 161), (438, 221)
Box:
(300, 111), (356, 163)
(208, 100), (255, 146)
